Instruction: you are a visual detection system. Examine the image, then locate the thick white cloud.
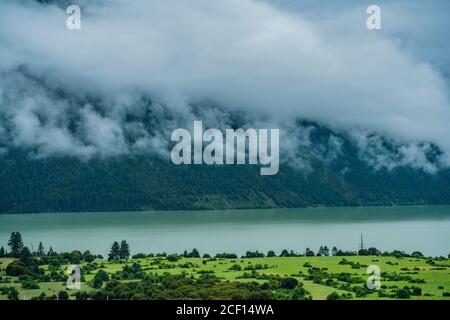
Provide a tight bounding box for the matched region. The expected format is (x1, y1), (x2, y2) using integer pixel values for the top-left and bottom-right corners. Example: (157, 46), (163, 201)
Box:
(0, 0), (449, 169)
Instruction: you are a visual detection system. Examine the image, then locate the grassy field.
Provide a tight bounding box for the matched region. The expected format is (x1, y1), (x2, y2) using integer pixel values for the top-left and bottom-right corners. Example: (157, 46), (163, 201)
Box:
(1, 255), (450, 300)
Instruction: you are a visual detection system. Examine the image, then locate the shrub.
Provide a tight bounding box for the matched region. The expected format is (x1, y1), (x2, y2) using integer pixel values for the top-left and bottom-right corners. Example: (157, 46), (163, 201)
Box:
(58, 290), (69, 300)
(215, 253), (238, 259)
(167, 255), (180, 262)
(188, 249), (201, 258)
(396, 288), (410, 299)
(21, 281), (40, 289)
(280, 277), (299, 290)
(279, 249), (290, 257)
(132, 253), (147, 259)
(69, 250), (83, 264)
(228, 264), (242, 271)
(83, 251), (96, 263)
(411, 287), (422, 296)
(92, 278), (103, 289)
(94, 269), (110, 282)
(244, 251), (265, 258)
(327, 292), (341, 300)
(6, 288), (19, 300)
(75, 291), (89, 300)
(291, 286), (308, 300)
(5, 261), (26, 276)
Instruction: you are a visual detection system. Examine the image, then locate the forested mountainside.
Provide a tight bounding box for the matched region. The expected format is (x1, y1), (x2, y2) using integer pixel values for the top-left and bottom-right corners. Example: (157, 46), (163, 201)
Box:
(2, 126), (450, 214)
(1, 0), (450, 213)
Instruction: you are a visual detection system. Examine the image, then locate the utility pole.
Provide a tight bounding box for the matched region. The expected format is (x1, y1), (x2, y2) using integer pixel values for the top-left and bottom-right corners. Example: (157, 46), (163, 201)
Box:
(360, 233), (364, 251)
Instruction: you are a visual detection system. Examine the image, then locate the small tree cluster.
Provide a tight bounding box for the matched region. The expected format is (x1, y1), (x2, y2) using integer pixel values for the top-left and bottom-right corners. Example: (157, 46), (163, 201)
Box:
(182, 248), (200, 258)
(108, 240), (130, 261)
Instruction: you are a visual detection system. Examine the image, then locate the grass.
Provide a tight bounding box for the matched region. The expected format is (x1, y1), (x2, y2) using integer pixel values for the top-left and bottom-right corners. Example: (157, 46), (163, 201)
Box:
(1, 256), (449, 300)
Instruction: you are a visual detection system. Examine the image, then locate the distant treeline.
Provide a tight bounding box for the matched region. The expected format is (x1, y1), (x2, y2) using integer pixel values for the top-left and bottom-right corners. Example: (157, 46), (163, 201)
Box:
(2, 232), (449, 263)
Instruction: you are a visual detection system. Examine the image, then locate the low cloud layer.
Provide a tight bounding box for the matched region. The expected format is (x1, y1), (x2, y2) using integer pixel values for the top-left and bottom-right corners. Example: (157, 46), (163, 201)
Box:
(0, 0), (449, 172)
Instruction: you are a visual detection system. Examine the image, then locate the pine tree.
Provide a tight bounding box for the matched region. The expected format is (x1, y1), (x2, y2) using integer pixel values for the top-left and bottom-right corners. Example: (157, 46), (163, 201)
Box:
(317, 246), (324, 256)
(37, 242), (45, 257)
(108, 241), (120, 261)
(119, 240), (130, 260)
(47, 246), (55, 257)
(332, 246), (338, 256)
(0, 246), (5, 258)
(19, 247), (32, 265)
(8, 232), (23, 257)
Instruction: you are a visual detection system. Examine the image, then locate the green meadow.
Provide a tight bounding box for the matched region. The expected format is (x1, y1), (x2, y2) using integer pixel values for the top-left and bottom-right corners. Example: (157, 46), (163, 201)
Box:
(1, 255), (449, 300)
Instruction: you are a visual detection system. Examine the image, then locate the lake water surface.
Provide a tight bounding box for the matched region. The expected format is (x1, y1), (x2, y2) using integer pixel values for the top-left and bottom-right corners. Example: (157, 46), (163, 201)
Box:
(0, 206), (449, 256)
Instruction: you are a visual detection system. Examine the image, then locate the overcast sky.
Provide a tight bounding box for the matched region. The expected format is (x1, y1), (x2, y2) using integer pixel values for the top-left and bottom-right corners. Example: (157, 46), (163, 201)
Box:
(0, 0), (449, 171)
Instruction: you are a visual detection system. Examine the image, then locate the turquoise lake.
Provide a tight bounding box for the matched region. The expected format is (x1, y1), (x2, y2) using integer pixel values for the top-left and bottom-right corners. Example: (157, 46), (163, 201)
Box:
(0, 205), (449, 256)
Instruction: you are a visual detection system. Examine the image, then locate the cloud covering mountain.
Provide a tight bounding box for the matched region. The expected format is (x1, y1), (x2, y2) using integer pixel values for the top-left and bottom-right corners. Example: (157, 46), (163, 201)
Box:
(0, 0), (449, 172)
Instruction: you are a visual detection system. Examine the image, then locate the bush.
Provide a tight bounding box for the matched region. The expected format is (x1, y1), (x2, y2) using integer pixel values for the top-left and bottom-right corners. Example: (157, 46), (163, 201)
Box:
(411, 251), (424, 258)
(58, 290), (69, 300)
(31, 293), (47, 300)
(21, 281), (40, 289)
(188, 249), (201, 258)
(280, 277), (298, 290)
(94, 270), (110, 282)
(396, 288), (410, 299)
(291, 286), (308, 300)
(244, 251), (265, 258)
(7, 288), (19, 300)
(327, 292), (341, 300)
(83, 251), (96, 263)
(215, 253), (238, 259)
(5, 261), (26, 276)
(90, 290), (106, 300)
(167, 255), (180, 262)
(228, 264), (242, 271)
(92, 277), (103, 289)
(69, 251), (83, 264)
(412, 287), (422, 296)
(75, 291), (89, 300)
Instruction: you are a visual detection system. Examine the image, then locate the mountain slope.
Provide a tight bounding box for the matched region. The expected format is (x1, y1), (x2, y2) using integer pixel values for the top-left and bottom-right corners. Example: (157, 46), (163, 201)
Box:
(1, 135), (450, 213)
